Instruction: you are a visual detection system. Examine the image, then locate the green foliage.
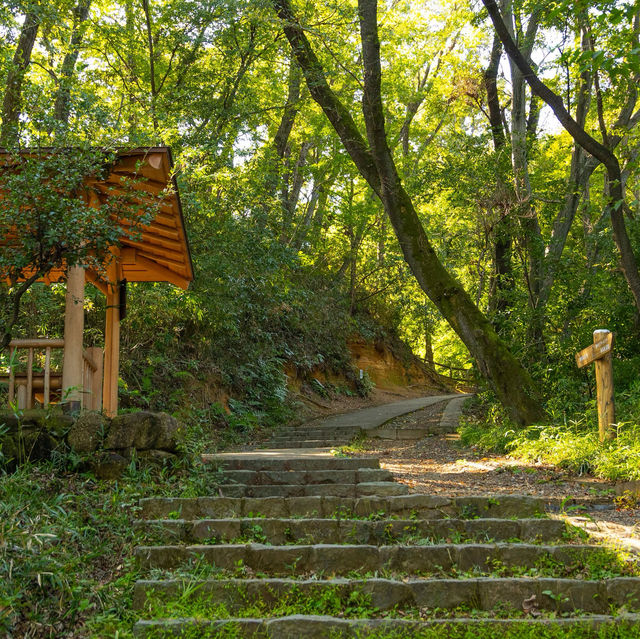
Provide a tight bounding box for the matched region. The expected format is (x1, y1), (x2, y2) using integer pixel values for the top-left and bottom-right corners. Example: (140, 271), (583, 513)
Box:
(0, 455), (234, 638)
(460, 380), (640, 481)
(0, 145), (157, 347)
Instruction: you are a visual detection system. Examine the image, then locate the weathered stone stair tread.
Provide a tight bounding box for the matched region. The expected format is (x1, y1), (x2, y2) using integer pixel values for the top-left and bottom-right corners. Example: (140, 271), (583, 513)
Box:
(134, 517), (566, 544)
(219, 468), (394, 485)
(261, 440), (353, 448)
(133, 614), (640, 638)
(133, 576), (640, 614)
(202, 452), (380, 471)
(138, 493), (543, 520)
(217, 481), (408, 498)
(272, 427), (362, 437)
(133, 399), (627, 637)
(135, 542), (598, 573)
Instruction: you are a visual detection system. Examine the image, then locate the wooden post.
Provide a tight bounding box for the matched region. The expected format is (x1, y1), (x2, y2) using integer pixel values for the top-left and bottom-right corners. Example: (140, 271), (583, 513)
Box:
(102, 250), (121, 417)
(575, 329), (615, 442)
(84, 346), (103, 410)
(44, 347), (51, 407)
(7, 345), (15, 404)
(26, 347), (33, 409)
(593, 330), (615, 441)
(62, 265), (86, 405)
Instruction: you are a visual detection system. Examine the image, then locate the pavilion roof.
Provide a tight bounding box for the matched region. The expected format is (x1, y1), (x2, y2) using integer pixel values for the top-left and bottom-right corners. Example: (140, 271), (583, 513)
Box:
(0, 146), (194, 290)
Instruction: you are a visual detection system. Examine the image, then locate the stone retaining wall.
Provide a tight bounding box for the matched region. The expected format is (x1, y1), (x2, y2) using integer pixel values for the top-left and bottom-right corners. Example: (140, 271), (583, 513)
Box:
(0, 409), (182, 478)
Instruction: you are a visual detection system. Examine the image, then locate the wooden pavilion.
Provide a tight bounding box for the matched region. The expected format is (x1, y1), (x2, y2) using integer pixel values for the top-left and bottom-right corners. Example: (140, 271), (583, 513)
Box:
(1, 146), (193, 416)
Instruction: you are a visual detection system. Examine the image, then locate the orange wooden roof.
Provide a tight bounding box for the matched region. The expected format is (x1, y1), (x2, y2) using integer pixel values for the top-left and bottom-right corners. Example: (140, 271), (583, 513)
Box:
(1, 146), (194, 290)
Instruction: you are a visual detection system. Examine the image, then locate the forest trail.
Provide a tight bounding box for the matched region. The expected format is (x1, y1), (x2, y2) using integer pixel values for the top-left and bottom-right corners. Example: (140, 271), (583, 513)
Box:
(258, 393), (468, 449)
(131, 396), (640, 636)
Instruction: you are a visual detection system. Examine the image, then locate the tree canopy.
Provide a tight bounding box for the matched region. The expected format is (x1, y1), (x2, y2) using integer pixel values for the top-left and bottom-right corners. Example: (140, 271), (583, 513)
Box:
(1, 0), (640, 425)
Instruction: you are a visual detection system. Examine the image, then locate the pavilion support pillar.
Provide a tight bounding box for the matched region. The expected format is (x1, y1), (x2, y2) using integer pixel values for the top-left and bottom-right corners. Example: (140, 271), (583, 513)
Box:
(62, 265), (86, 407)
(103, 251), (121, 417)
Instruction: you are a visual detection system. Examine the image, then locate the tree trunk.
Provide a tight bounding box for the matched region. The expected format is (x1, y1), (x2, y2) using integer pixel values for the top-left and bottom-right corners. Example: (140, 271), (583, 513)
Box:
(483, 0), (640, 315)
(504, 6), (545, 352)
(271, 0), (545, 424)
(1, 11), (40, 147)
(274, 60), (301, 159)
(53, 0), (92, 125)
(483, 27), (513, 315)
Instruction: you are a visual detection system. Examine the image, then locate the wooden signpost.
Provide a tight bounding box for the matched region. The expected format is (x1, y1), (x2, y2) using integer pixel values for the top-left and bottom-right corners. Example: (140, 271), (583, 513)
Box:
(575, 329), (615, 442)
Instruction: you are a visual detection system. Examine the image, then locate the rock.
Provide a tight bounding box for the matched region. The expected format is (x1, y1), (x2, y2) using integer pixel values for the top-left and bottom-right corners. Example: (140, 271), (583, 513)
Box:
(0, 433), (19, 471)
(136, 449), (177, 465)
(0, 412), (20, 432)
(67, 412), (109, 453)
(92, 452), (129, 480)
(105, 412), (181, 452)
(17, 427), (59, 463)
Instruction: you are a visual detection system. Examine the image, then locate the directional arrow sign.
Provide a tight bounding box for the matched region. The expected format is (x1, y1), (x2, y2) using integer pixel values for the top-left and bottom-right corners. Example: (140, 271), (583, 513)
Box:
(575, 332), (613, 368)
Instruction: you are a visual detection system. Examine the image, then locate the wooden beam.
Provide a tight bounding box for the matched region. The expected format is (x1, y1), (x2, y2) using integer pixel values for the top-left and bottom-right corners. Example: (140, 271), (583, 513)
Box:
(137, 250), (186, 270)
(44, 347), (51, 407)
(111, 151), (166, 177)
(62, 265), (85, 405)
(120, 218), (181, 240)
(102, 250), (121, 417)
(85, 269), (108, 295)
(26, 348), (33, 410)
(132, 254), (190, 289)
(10, 338), (65, 348)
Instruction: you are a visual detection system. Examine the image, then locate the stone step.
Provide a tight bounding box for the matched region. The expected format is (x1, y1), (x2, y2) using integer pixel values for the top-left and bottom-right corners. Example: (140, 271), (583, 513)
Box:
(134, 517), (567, 545)
(262, 439), (353, 448)
(133, 613), (640, 638)
(367, 426), (434, 440)
(216, 481), (409, 498)
(135, 542), (598, 575)
(219, 468), (394, 486)
(202, 452), (380, 471)
(138, 493), (544, 520)
(272, 427), (362, 438)
(133, 576), (640, 615)
(265, 434), (355, 443)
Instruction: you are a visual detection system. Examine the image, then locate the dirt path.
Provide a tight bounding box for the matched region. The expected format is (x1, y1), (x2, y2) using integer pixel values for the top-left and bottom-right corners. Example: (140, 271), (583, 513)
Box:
(350, 402), (640, 552)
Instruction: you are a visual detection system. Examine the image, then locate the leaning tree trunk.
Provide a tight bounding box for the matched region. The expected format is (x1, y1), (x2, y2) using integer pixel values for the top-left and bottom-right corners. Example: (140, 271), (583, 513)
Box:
(272, 0), (545, 424)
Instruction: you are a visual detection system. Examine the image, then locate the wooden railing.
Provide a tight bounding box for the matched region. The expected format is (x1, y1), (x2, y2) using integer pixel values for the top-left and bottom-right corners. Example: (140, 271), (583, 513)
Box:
(2, 339), (104, 410)
(82, 347), (104, 411)
(432, 360), (476, 383)
(5, 338), (64, 409)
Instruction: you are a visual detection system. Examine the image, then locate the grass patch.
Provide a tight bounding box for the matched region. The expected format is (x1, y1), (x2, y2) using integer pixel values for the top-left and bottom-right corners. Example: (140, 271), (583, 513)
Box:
(0, 456), (224, 638)
(349, 623), (640, 639)
(459, 417), (640, 481)
(142, 582), (378, 620)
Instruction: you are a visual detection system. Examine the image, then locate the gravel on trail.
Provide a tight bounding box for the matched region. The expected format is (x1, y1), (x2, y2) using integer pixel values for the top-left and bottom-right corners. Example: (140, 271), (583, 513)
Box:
(350, 402), (640, 551)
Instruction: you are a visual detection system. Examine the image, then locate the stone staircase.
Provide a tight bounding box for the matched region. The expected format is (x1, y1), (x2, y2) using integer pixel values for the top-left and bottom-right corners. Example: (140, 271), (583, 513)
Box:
(260, 395), (465, 448)
(263, 425), (362, 448)
(131, 449), (640, 637)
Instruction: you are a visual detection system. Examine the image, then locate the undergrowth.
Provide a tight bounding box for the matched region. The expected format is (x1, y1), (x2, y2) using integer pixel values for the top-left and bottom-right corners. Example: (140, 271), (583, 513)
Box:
(139, 622), (640, 639)
(459, 382), (640, 481)
(0, 456), (224, 639)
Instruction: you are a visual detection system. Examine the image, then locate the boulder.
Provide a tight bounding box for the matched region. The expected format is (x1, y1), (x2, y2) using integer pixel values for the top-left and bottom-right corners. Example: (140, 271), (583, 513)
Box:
(67, 412), (109, 453)
(104, 411), (181, 452)
(91, 452), (129, 480)
(0, 412), (20, 432)
(4, 427), (59, 466)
